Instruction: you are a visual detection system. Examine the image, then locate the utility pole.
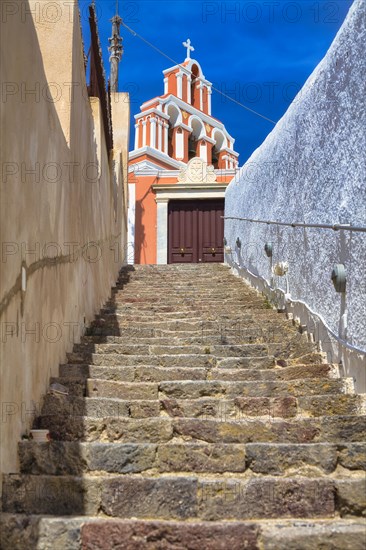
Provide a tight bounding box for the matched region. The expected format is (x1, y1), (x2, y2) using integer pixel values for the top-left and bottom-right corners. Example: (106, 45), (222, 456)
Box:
(108, 0), (123, 93)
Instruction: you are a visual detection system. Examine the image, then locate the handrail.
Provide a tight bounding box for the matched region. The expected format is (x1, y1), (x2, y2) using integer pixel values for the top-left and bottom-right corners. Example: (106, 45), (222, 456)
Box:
(230, 259), (366, 356)
(222, 216), (366, 233)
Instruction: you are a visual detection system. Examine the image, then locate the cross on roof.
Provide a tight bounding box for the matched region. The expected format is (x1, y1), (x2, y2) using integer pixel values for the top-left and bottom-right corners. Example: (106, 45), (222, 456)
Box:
(183, 39), (195, 60)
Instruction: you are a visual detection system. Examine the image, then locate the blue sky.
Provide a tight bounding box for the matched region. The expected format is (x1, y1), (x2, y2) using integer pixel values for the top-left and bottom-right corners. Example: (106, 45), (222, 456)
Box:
(79, 0), (353, 162)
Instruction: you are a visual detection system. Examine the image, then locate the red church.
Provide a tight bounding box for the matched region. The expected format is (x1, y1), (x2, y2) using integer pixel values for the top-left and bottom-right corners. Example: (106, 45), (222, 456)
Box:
(128, 40), (239, 264)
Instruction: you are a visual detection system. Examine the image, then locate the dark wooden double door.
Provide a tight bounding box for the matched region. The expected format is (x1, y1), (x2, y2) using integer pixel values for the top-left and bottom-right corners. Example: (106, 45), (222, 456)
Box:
(168, 199), (224, 264)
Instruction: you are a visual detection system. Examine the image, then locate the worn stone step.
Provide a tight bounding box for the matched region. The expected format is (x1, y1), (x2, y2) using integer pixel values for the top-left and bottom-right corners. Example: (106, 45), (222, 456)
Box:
(63, 353), (216, 368)
(86, 325), (290, 339)
(64, 356), (276, 373)
(217, 354), (324, 369)
(18, 441), (366, 476)
(77, 330), (292, 348)
(87, 317), (290, 336)
(5, 473), (364, 519)
(259, 519), (366, 550)
(50, 377), (353, 400)
(161, 394), (366, 420)
(39, 393), (366, 424)
(2, 515), (365, 550)
(94, 310), (283, 323)
(37, 415), (366, 444)
(68, 344), (269, 362)
(59, 363), (336, 384)
(60, 364), (210, 382)
(210, 363), (338, 381)
(110, 298), (263, 306)
(158, 378), (353, 399)
(40, 394), (160, 419)
(114, 297), (263, 304)
(172, 415), (366, 445)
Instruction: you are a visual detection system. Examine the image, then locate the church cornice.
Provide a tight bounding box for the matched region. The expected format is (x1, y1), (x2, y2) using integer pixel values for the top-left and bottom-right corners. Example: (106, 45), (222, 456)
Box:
(134, 108), (170, 121)
(129, 146), (185, 169)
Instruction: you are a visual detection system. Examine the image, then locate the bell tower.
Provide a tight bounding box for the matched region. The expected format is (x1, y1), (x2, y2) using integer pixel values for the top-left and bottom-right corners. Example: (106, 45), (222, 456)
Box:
(128, 43), (239, 264)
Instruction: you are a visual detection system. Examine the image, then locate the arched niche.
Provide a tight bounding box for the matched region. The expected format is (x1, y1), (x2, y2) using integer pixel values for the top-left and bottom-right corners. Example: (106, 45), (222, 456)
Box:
(212, 129), (227, 169)
(166, 103), (181, 158)
(188, 116), (205, 160)
(191, 64), (201, 109)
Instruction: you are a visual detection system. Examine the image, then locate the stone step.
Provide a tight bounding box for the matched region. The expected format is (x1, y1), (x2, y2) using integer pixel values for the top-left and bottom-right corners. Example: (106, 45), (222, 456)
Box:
(218, 353), (325, 368)
(87, 317), (293, 335)
(76, 337), (300, 355)
(63, 356), (277, 373)
(18, 441), (366, 476)
(60, 364), (211, 382)
(59, 362), (337, 383)
(160, 394), (366, 419)
(38, 393), (366, 423)
(41, 394), (160, 419)
(95, 310), (283, 322)
(4, 473), (365, 519)
(84, 325), (290, 340)
(50, 377), (353, 400)
(37, 415), (366, 444)
(2, 516), (365, 550)
(109, 293), (260, 302)
(67, 344), (270, 363)
(77, 330), (294, 347)
(157, 378), (353, 399)
(109, 293), (265, 302)
(63, 353), (216, 369)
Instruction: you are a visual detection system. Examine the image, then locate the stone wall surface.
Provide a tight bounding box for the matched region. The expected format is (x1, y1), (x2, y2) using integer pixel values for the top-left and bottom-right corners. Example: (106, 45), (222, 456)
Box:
(225, 0), (365, 388)
(0, 0), (129, 485)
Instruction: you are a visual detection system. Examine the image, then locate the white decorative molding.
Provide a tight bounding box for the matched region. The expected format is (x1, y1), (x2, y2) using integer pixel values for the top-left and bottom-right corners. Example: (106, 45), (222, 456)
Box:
(150, 118), (157, 149)
(129, 147), (185, 169)
(199, 142), (207, 163)
(127, 183), (136, 264)
(134, 123), (139, 149)
(142, 120), (147, 147)
(187, 75), (192, 104)
(163, 123), (169, 155)
(135, 108), (170, 121)
(177, 158), (217, 185)
(175, 130), (184, 159)
(207, 87), (212, 115)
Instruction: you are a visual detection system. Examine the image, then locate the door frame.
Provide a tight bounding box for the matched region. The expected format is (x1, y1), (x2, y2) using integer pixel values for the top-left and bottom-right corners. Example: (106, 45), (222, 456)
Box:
(153, 185), (226, 264)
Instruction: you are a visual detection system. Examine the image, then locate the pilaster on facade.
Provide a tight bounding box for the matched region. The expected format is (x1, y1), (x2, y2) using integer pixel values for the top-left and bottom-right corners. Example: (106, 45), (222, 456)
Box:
(142, 120), (147, 147)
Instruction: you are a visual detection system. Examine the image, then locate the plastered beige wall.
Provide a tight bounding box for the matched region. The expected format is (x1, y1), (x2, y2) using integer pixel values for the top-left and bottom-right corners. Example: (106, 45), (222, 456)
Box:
(0, 1), (130, 487)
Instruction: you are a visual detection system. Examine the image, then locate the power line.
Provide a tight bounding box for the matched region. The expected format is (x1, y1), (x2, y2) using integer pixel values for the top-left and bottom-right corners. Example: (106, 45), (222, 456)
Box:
(121, 21), (277, 125)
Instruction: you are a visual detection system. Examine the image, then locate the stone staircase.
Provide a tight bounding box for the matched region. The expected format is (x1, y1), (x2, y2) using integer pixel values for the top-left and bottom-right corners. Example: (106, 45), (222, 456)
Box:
(1, 264), (365, 549)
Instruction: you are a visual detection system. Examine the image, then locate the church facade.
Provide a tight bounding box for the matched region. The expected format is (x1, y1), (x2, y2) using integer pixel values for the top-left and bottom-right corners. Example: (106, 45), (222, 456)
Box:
(128, 41), (239, 264)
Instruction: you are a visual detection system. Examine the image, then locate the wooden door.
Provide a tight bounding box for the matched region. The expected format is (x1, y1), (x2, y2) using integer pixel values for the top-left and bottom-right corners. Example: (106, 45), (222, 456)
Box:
(199, 201), (225, 262)
(168, 199), (224, 263)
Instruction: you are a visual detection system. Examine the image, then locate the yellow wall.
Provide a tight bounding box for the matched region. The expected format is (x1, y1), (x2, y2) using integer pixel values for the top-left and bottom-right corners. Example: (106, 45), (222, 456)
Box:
(0, 1), (130, 485)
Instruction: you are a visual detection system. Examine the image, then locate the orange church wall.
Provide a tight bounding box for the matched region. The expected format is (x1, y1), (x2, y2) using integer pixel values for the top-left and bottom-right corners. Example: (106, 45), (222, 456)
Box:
(131, 174), (178, 265)
(130, 154), (174, 170)
(167, 72), (177, 96)
(133, 176), (158, 264)
(202, 87), (208, 114)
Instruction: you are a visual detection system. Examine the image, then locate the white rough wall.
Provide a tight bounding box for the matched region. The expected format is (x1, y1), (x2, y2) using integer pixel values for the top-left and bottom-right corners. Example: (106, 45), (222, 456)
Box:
(225, 0), (365, 353)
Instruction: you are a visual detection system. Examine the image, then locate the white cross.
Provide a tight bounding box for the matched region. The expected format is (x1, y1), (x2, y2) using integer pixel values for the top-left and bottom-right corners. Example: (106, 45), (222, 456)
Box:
(183, 39), (195, 60)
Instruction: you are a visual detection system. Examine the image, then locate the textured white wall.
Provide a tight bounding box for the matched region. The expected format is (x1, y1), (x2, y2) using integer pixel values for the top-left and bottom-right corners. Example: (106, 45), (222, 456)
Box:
(225, 0), (366, 374)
